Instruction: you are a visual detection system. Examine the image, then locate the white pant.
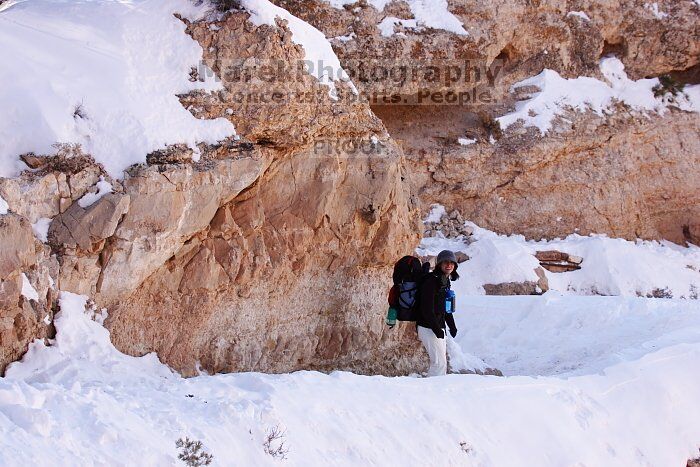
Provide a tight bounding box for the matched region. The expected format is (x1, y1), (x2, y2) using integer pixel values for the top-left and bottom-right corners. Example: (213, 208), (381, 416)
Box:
(417, 325), (447, 377)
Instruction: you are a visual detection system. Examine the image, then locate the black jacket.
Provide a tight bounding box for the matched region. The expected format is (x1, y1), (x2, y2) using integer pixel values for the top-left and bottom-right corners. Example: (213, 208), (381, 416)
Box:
(416, 271), (456, 335)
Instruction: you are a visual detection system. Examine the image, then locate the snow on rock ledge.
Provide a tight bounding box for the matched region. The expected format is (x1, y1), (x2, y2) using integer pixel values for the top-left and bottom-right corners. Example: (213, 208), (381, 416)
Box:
(419, 219), (700, 299)
(0, 0), (235, 178)
(323, 0), (468, 36)
(240, 0), (356, 98)
(77, 177), (113, 209)
(497, 57), (700, 134)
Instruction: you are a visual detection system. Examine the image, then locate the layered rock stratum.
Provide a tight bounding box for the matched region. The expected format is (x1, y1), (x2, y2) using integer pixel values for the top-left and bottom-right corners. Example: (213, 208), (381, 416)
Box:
(279, 0), (700, 244)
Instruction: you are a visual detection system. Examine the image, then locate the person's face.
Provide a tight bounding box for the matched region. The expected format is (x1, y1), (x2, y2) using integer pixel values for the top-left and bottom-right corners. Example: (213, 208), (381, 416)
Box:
(439, 261), (455, 275)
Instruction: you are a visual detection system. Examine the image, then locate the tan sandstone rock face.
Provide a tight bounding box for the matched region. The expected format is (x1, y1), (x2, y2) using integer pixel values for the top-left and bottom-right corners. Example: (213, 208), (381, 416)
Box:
(49, 193), (130, 252)
(390, 107), (700, 244)
(0, 153), (103, 224)
(276, 0), (700, 244)
(0, 156), (106, 373)
(95, 154), (273, 306)
(0, 10), (423, 376)
(99, 145), (422, 376)
(275, 0), (699, 95)
(179, 11), (386, 147)
(101, 9), (423, 375)
(0, 215), (36, 279)
(0, 214), (57, 374)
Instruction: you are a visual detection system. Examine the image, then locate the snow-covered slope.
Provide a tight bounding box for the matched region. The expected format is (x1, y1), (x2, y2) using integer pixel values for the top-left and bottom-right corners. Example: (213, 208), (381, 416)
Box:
(419, 215), (700, 299)
(453, 294), (700, 376)
(2, 289), (700, 466)
(0, 0), (234, 178)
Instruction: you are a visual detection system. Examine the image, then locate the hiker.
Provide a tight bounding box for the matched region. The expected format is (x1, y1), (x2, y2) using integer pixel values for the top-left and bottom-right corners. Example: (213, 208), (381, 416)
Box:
(416, 249), (459, 377)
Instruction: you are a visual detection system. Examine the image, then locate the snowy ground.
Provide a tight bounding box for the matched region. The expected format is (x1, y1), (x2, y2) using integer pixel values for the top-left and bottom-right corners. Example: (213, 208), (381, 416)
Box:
(1, 218), (699, 465)
(1, 284), (699, 466)
(419, 211), (700, 300)
(453, 294), (700, 376)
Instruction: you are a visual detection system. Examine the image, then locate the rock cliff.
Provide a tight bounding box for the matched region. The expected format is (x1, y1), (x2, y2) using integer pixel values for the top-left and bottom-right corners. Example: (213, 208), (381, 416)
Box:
(278, 0), (700, 243)
(0, 7), (421, 375)
(0, 0), (698, 374)
(0, 214), (57, 371)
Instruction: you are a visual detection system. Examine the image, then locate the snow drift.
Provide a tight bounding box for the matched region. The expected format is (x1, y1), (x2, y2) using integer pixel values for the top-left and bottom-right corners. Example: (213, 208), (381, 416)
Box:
(419, 212), (700, 300)
(2, 289), (700, 465)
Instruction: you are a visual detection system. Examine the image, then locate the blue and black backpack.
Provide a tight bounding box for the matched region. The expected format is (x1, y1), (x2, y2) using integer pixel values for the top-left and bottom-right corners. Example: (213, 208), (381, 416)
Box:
(387, 255), (430, 324)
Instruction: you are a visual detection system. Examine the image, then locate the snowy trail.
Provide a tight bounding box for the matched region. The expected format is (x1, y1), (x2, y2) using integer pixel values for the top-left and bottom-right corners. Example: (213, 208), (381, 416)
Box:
(1, 292), (699, 466)
(451, 294), (700, 376)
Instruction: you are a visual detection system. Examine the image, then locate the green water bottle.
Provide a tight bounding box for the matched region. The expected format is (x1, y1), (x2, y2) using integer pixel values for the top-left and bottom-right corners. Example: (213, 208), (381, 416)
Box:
(386, 307), (398, 327)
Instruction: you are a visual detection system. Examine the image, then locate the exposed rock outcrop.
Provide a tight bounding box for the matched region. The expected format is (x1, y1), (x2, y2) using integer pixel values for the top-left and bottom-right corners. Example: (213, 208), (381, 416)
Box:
(275, 0), (699, 96)
(483, 266), (550, 295)
(0, 9), (422, 376)
(49, 193), (130, 252)
(423, 209), (474, 239)
(0, 213), (57, 374)
(276, 0), (700, 244)
(103, 139), (420, 375)
(95, 12), (421, 375)
(536, 250), (583, 273)
(403, 109), (700, 244)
